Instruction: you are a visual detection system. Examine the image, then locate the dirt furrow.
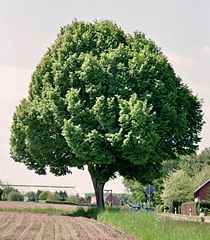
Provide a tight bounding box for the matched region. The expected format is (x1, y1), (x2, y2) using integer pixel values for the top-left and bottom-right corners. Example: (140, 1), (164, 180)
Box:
(73, 217), (135, 240)
(0, 213), (16, 233)
(79, 217), (112, 239)
(0, 213), (27, 240)
(52, 216), (75, 240)
(69, 218), (92, 240)
(0, 211), (134, 240)
(0, 213), (10, 225)
(91, 219), (133, 240)
(19, 214), (42, 240)
(35, 215), (56, 240)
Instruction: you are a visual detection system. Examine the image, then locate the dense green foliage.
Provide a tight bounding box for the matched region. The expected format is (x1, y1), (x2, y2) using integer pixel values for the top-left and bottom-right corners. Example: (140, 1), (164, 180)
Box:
(10, 20), (203, 208)
(38, 191), (51, 201)
(26, 191), (37, 202)
(123, 178), (146, 204)
(162, 170), (193, 203)
(178, 147), (210, 177)
(47, 191), (61, 201)
(7, 191), (24, 201)
(67, 193), (81, 204)
(123, 148), (210, 208)
(161, 148), (210, 205)
(1, 186), (22, 201)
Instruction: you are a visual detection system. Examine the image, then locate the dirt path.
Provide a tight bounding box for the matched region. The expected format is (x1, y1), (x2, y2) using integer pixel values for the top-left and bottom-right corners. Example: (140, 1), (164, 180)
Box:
(0, 212), (135, 240)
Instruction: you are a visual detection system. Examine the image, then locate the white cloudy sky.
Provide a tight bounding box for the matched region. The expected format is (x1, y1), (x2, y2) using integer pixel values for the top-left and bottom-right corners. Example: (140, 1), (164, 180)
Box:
(0, 0), (209, 195)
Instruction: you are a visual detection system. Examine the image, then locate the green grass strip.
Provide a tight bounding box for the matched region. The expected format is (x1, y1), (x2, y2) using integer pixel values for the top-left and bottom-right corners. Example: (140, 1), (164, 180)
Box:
(97, 208), (210, 240)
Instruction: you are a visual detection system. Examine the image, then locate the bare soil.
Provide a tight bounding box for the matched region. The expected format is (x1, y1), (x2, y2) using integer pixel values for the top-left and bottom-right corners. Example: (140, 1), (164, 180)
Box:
(0, 201), (87, 211)
(0, 202), (135, 240)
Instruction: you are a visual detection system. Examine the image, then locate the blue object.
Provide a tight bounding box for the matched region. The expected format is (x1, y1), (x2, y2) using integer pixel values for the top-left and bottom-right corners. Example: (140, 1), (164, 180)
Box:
(132, 205), (140, 210)
(145, 207), (155, 212)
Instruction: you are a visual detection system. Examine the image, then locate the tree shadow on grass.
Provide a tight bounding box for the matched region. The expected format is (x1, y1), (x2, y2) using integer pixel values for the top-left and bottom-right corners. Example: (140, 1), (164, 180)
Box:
(69, 207), (121, 220)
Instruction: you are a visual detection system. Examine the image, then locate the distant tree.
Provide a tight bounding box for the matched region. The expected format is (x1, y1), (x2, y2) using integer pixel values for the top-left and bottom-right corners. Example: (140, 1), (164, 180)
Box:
(178, 154), (200, 177)
(59, 191), (68, 201)
(68, 194), (80, 204)
(116, 193), (132, 205)
(161, 170), (193, 204)
(36, 190), (42, 201)
(197, 147), (210, 165)
(2, 186), (18, 201)
(47, 191), (61, 201)
(178, 148), (210, 177)
(10, 20), (204, 208)
(26, 191), (37, 202)
(123, 178), (146, 204)
(84, 193), (92, 204)
(161, 159), (180, 177)
(193, 165), (210, 190)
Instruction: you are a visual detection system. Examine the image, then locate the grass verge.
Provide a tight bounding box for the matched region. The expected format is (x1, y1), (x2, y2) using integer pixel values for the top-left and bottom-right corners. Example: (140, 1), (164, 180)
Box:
(97, 208), (210, 240)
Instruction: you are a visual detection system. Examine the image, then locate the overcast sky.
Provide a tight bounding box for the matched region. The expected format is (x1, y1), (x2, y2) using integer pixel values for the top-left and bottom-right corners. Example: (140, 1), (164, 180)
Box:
(0, 0), (209, 195)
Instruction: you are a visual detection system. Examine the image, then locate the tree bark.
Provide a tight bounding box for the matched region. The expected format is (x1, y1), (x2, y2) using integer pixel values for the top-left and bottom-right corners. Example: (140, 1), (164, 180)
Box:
(91, 175), (105, 209)
(88, 164), (106, 209)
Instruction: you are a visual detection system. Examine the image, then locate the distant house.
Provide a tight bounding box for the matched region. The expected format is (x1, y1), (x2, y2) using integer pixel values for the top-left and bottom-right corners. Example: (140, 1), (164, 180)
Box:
(194, 179), (210, 202)
(91, 195), (97, 204)
(105, 194), (120, 206)
(79, 197), (85, 204)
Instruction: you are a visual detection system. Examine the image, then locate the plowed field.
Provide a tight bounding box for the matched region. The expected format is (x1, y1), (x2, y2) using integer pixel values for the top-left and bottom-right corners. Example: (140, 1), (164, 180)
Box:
(0, 201), (86, 211)
(0, 202), (134, 240)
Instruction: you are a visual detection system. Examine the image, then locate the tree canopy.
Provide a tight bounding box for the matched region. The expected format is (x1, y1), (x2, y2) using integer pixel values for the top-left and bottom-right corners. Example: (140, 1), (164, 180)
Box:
(161, 170), (193, 204)
(10, 20), (203, 208)
(178, 147), (210, 177)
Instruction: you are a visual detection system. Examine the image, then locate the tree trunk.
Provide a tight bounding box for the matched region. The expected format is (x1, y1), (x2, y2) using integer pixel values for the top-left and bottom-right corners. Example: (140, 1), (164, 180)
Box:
(92, 175), (105, 209)
(88, 164), (106, 209)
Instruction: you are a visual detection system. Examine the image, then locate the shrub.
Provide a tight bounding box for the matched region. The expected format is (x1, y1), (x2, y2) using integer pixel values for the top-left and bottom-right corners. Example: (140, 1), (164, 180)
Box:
(26, 191), (37, 202)
(2, 186), (19, 201)
(199, 200), (210, 209)
(39, 191), (50, 201)
(47, 192), (61, 201)
(198, 201), (210, 215)
(68, 194), (80, 204)
(7, 191), (24, 201)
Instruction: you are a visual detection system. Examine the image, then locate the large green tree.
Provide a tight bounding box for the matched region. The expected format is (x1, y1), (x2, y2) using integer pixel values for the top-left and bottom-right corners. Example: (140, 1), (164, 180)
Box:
(178, 148), (210, 177)
(10, 20), (203, 208)
(161, 170), (194, 204)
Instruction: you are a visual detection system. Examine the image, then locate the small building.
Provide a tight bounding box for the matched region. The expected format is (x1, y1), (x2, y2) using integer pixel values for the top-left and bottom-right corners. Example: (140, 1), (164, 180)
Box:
(194, 179), (210, 202)
(79, 197), (85, 204)
(91, 195), (97, 204)
(105, 193), (120, 206)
